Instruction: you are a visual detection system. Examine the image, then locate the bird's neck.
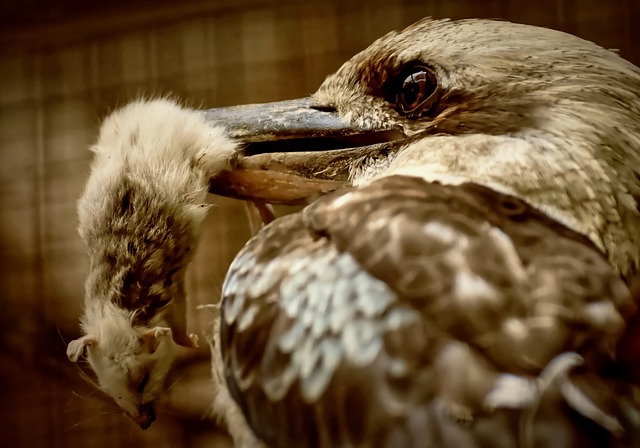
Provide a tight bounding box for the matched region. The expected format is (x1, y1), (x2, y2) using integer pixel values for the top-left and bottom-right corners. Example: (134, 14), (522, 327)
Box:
(357, 133), (639, 277)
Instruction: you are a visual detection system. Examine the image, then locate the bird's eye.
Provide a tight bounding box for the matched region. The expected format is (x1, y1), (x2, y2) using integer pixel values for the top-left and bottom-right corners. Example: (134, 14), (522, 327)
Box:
(395, 65), (438, 117)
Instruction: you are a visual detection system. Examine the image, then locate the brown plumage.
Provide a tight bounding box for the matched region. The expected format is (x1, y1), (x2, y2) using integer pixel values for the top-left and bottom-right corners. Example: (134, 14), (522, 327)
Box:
(205, 17), (640, 448)
(220, 176), (636, 447)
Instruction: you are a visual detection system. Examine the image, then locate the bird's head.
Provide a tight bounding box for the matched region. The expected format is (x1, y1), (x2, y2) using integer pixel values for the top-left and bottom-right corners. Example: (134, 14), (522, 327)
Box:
(207, 18), (640, 276)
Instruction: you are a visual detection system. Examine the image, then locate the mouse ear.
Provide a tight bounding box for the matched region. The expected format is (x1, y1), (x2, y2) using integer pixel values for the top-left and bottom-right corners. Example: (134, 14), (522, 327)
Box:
(66, 335), (97, 362)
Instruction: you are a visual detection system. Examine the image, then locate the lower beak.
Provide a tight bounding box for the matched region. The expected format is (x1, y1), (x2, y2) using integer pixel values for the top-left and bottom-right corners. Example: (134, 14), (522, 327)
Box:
(203, 97), (404, 205)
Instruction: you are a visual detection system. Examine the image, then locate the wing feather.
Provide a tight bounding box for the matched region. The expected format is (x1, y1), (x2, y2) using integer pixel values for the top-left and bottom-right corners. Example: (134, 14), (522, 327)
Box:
(220, 175), (634, 447)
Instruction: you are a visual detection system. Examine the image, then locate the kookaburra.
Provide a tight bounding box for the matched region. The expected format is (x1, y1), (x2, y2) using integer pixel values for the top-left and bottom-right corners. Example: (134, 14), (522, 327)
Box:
(208, 17), (640, 447)
(67, 17), (640, 447)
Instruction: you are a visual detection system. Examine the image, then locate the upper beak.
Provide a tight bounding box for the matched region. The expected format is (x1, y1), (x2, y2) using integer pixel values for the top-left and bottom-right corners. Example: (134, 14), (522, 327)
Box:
(204, 97), (404, 204)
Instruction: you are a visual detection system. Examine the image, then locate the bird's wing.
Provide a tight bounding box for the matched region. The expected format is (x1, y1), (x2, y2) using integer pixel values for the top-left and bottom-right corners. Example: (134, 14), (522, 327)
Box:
(220, 175), (634, 448)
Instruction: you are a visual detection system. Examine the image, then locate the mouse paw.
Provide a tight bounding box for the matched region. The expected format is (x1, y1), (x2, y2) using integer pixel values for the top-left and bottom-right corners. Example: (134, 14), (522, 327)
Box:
(188, 333), (200, 348)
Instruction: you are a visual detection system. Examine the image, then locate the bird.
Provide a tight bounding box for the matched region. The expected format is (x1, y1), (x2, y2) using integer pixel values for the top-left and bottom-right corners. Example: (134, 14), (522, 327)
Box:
(201, 17), (640, 448)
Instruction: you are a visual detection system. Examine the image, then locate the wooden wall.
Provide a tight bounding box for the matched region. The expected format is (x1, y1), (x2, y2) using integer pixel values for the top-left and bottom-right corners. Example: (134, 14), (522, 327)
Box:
(0, 0), (638, 446)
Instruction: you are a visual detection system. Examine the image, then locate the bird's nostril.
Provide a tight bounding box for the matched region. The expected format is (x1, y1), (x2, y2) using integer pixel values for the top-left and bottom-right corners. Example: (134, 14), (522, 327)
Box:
(137, 403), (156, 430)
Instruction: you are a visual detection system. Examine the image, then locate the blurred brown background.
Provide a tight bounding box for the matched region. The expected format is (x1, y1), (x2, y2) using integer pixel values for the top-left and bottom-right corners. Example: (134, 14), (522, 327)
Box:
(0, 0), (638, 446)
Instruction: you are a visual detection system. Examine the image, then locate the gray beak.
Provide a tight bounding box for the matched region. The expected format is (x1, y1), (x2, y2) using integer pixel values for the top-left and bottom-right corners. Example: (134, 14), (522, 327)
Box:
(203, 98), (404, 204)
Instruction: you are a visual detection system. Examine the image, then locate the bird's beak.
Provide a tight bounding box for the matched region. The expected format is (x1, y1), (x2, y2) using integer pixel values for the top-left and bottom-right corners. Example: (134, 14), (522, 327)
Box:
(204, 98), (404, 204)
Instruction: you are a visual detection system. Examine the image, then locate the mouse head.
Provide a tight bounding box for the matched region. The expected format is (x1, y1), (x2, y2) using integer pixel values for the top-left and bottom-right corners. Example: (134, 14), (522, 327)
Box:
(66, 306), (177, 429)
